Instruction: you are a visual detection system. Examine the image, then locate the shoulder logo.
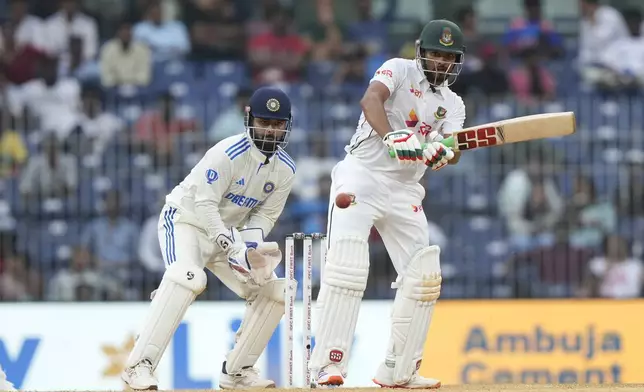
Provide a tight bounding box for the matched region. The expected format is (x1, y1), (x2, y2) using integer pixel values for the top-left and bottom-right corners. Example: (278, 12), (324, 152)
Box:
(439, 27), (453, 46)
(266, 98), (280, 112)
(206, 169), (219, 184)
(263, 182), (275, 194)
(434, 106), (447, 119)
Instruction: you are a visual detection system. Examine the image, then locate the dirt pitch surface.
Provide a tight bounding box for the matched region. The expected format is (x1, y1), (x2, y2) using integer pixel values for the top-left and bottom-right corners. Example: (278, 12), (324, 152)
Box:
(127, 386), (644, 392)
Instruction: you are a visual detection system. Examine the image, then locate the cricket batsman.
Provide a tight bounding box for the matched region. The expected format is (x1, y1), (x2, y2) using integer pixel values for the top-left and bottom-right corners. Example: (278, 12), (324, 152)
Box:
(122, 87), (296, 390)
(310, 20), (466, 388)
(0, 366), (16, 391)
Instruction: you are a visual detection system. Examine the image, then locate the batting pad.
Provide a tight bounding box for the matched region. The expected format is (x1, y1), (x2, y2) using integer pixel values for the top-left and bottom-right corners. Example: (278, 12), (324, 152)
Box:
(125, 263), (207, 370)
(387, 245), (442, 385)
(226, 279), (286, 372)
(310, 236), (369, 373)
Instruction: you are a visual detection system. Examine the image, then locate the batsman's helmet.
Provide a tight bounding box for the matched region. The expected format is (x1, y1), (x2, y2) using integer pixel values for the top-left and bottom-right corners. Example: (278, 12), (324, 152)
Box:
(415, 19), (466, 87)
(245, 86), (292, 155)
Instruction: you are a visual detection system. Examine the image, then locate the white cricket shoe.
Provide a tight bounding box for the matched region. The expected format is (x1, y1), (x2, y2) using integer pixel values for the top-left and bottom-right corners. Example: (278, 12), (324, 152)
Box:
(372, 361), (441, 389)
(121, 359), (158, 390)
(315, 364), (345, 387)
(219, 362), (275, 389)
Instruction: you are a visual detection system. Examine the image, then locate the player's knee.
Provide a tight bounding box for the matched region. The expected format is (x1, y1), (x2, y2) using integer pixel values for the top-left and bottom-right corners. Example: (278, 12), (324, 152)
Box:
(164, 263), (207, 295)
(402, 245), (441, 302)
(324, 236), (370, 291)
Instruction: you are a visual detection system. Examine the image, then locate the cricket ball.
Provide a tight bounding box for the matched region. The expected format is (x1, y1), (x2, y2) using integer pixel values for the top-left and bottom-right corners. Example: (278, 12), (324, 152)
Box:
(335, 192), (355, 209)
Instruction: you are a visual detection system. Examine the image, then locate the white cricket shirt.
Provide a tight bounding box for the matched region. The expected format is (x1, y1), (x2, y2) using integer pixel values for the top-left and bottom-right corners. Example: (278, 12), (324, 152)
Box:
(165, 133), (296, 242)
(346, 58), (466, 183)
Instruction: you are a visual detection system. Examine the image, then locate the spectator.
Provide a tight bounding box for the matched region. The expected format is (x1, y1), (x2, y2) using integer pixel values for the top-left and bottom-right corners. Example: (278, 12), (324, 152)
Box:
(504, 0), (564, 58)
(248, 6), (309, 83)
(100, 19), (151, 87)
(80, 190), (139, 275)
(208, 87), (252, 143)
(454, 6), (483, 70)
(301, 6), (344, 63)
(134, 91), (197, 167)
(0, 22), (47, 85)
(498, 153), (564, 250)
(133, 1), (190, 62)
(0, 112), (28, 178)
(6, 0), (46, 51)
(509, 47), (556, 106)
(346, 0), (394, 56)
(579, 0), (628, 72)
(44, 0), (99, 63)
(19, 134), (77, 199)
(9, 56), (81, 141)
(0, 254), (31, 300)
(582, 9), (644, 92)
(47, 247), (103, 301)
(183, 0), (246, 61)
(76, 86), (125, 158)
(616, 160), (644, 217)
(579, 235), (643, 298)
(332, 44), (368, 86)
(565, 173), (616, 249)
(508, 224), (594, 298)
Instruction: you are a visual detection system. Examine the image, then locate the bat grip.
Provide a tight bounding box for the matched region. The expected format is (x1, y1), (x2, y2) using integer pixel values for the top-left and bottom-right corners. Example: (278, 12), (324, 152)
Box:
(387, 136), (455, 157)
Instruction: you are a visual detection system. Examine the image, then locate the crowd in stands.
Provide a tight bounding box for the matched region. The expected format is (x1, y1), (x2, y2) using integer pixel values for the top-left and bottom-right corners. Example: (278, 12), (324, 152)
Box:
(0, 0), (643, 302)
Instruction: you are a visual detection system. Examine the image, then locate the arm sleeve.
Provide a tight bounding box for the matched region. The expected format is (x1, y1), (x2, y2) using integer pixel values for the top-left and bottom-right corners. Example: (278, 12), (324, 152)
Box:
(369, 58), (406, 95)
(441, 95), (466, 135)
(245, 172), (295, 237)
(193, 148), (234, 243)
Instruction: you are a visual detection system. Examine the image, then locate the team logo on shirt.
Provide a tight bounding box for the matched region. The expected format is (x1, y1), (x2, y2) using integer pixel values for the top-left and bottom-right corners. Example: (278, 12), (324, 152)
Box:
(205, 169), (219, 184)
(405, 109), (419, 127)
(440, 27), (453, 46)
(409, 84), (422, 98)
(434, 106), (447, 119)
(267, 98), (280, 112)
(263, 181), (275, 194)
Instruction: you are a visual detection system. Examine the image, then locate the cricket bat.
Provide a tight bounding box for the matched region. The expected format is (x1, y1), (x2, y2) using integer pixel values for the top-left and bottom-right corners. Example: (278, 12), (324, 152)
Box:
(388, 111), (576, 157)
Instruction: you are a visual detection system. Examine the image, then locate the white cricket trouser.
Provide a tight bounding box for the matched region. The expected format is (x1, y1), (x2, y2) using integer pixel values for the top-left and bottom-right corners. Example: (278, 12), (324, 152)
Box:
(327, 155), (430, 275)
(157, 203), (253, 299)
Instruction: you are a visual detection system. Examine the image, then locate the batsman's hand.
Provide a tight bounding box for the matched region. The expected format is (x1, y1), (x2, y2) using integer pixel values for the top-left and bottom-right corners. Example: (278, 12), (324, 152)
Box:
(423, 131), (454, 171)
(383, 130), (424, 165)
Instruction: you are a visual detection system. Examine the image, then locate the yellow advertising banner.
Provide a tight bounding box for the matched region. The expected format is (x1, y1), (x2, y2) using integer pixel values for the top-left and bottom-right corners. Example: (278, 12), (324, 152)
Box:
(419, 300), (644, 385)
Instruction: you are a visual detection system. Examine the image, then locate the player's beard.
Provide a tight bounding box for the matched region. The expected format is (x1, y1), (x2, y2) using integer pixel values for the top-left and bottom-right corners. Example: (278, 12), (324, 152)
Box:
(258, 136), (278, 153)
(423, 59), (453, 86)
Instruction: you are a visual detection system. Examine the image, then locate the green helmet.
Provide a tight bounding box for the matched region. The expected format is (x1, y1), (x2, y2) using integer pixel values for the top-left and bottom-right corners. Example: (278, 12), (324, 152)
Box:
(415, 19), (466, 87)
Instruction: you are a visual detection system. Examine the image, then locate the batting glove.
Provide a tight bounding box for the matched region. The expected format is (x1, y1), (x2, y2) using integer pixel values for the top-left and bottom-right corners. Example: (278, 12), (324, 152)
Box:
(423, 141), (454, 171)
(383, 130), (424, 165)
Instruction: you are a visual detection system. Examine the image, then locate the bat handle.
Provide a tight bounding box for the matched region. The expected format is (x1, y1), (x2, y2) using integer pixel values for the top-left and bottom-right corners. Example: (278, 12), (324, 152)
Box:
(387, 136), (455, 158)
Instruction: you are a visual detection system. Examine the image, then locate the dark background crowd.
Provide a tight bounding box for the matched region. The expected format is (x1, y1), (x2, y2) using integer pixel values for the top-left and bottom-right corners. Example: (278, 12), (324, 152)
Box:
(0, 0), (643, 302)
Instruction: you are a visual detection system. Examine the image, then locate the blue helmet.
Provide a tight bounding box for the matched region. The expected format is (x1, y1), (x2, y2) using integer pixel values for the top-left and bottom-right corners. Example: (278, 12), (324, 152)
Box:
(245, 86), (292, 155)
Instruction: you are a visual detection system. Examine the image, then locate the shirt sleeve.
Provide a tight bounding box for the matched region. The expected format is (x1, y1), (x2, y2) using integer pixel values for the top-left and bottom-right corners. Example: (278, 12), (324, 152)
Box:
(441, 95), (466, 136)
(246, 172), (295, 237)
(369, 58), (406, 95)
(193, 147), (234, 244)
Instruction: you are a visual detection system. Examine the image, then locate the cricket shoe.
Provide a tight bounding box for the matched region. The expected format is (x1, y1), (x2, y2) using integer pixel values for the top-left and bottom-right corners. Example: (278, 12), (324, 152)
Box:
(372, 361), (441, 389)
(219, 361), (276, 389)
(121, 359), (158, 390)
(315, 364), (345, 387)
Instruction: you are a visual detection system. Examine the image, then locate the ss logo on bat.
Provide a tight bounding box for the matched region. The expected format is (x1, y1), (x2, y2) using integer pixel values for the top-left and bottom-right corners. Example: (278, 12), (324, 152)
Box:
(456, 126), (499, 150)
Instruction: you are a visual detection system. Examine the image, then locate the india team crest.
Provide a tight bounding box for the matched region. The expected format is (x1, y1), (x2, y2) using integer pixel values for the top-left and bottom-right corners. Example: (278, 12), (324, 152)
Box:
(434, 106), (447, 119)
(266, 98), (280, 112)
(439, 27), (453, 46)
(263, 181), (275, 193)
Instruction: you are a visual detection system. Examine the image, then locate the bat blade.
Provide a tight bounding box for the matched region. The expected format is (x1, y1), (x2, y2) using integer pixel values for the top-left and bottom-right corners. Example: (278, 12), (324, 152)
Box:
(444, 111), (576, 151)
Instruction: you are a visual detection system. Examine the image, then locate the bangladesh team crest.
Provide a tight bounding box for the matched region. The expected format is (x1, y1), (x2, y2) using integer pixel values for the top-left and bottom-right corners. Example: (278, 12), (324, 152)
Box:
(434, 106), (447, 119)
(439, 27), (453, 46)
